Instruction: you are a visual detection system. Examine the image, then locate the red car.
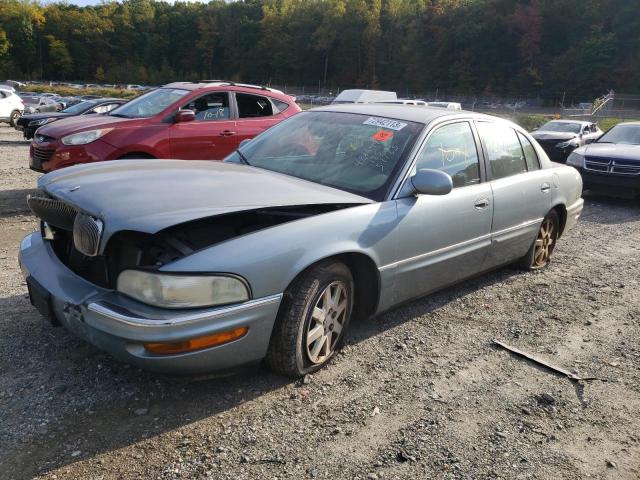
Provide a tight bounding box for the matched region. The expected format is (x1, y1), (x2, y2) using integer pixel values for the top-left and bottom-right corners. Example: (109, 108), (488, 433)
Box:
(29, 82), (301, 172)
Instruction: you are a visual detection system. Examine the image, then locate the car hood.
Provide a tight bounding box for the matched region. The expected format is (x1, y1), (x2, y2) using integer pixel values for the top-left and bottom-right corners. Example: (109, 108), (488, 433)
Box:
(577, 143), (640, 161)
(38, 160), (372, 241)
(36, 114), (142, 138)
(17, 112), (73, 124)
(531, 131), (578, 141)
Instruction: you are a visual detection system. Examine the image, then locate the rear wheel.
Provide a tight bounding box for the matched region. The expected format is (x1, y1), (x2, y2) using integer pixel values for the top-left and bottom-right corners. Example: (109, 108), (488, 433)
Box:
(9, 110), (20, 127)
(518, 210), (559, 270)
(266, 260), (353, 377)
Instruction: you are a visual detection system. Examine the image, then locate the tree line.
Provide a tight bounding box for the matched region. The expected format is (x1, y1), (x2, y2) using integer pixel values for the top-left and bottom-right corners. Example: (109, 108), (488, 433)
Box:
(0, 0), (638, 100)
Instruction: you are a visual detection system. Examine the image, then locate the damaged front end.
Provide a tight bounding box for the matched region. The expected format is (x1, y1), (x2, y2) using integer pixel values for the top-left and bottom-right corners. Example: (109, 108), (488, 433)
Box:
(27, 189), (356, 290)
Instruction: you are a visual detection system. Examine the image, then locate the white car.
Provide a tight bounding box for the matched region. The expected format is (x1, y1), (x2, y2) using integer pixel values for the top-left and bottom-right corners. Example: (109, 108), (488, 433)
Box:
(0, 87), (24, 126)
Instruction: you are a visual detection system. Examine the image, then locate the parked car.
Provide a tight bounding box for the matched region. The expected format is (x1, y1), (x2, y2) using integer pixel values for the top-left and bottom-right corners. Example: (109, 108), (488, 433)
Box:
(425, 101), (462, 110)
(332, 89), (397, 104)
(377, 99), (427, 106)
(28, 81), (301, 172)
(55, 96), (83, 111)
(20, 105), (583, 376)
(22, 95), (61, 115)
(0, 87), (25, 126)
(16, 98), (127, 140)
(531, 120), (602, 163)
(567, 122), (640, 197)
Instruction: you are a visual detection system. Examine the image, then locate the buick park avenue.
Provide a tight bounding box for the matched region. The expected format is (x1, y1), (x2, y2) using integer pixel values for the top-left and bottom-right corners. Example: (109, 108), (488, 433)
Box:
(19, 105), (584, 377)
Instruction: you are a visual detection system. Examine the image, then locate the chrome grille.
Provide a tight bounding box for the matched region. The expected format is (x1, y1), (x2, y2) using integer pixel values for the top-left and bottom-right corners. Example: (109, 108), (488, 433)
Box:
(73, 213), (103, 257)
(584, 156), (640, 175)
(27, 190), (77, 230)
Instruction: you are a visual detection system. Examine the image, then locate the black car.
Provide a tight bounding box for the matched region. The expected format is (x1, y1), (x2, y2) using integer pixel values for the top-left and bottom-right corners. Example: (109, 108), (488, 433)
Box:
(531, 120), (602, 163)
(15, 98), (126, 139)
(567, 122), (640, 197)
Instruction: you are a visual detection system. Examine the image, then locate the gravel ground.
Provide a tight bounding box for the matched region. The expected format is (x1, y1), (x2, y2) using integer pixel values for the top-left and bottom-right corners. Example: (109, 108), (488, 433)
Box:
(0, 124), (639, 480)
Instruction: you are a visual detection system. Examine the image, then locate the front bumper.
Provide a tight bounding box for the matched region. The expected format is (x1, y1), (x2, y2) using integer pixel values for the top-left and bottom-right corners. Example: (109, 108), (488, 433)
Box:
(539, 144), (576, 163)
(576, 169), (640, 197)
(19, 232), (282, 375)
(29, 139), (120, 173)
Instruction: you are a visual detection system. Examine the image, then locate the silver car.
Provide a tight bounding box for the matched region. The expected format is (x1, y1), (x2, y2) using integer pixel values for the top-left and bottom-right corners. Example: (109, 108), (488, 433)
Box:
(19, 105), (584, 377)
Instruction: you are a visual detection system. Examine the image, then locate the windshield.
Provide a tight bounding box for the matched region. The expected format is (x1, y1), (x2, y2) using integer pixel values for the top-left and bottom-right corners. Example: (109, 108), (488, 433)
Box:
(539, 121), (582, 133)
(228, 111), (424, 200)
(108, 88), (188, 118)
(61, 100), (94, 114)
(598, 124), (640, 145)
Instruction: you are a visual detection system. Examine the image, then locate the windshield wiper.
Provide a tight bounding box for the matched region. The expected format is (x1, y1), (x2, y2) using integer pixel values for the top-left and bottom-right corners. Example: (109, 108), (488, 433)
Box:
(236, 149), (251, 166)
(109, 113), (130, 118)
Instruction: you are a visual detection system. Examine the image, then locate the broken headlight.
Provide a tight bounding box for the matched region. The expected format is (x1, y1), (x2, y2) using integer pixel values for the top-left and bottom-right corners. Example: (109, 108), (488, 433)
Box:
(116, 270), (250, 309)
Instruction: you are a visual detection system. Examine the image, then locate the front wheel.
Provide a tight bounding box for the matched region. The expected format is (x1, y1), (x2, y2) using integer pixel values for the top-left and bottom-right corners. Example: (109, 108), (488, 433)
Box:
(266, 260), (354, 377)
(518, 210), (559, 270)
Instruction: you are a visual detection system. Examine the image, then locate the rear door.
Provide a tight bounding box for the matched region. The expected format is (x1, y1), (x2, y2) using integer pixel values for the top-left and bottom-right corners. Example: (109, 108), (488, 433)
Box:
(234, 92), (291, 144)
(475, 121), (552, 268)
(393, 120), (494, 303)
(169, 91), (238, 160)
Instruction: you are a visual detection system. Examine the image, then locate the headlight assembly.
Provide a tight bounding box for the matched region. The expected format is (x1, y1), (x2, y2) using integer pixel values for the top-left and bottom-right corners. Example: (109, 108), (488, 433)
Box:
(566, 151), (585, 168)
(28, 117), (58, 127)
(116, 270), (250, 309)
(61, 128), (113, 146)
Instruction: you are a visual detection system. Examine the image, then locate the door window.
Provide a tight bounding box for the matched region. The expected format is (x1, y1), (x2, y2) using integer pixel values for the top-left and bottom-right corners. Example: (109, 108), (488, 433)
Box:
(182, 92), (230, 121)
(477, 122), (527, 180)
(517, 132), (540, 171)
(236, 93), (274, 118)
(415, 122), (480, 188)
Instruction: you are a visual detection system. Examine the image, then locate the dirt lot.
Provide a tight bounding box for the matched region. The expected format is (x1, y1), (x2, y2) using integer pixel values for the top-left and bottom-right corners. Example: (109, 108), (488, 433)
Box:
(0, 124), (639, 480)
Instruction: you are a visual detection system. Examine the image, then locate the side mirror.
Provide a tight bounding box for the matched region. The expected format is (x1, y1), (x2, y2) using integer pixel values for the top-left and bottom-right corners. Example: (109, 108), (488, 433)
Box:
(175, 109), (195, 123)
(410, 169), (453, 196)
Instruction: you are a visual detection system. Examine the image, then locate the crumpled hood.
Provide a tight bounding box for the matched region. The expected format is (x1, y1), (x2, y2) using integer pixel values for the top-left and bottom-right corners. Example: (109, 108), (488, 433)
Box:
(531, 131), (577, 142)
(577, 143), (640, 161)
(37, 114), (143, 138)
(38, 160), (372, 241)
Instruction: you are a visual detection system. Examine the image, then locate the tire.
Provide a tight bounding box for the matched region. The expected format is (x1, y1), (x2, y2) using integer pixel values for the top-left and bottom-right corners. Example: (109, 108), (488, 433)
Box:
(265, 260), (354, 377)
(9, 110), (20, 128)
(518, 209), (559, 270)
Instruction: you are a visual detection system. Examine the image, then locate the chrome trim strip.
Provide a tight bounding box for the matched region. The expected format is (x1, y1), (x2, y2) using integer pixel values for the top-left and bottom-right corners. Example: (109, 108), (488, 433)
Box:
(379, 217), (543, 271)
(87, 293), (283, 327)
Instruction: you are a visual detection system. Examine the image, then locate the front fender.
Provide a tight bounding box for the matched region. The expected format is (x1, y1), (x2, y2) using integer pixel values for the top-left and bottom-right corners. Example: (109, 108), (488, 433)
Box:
(161, 202), (400, 299)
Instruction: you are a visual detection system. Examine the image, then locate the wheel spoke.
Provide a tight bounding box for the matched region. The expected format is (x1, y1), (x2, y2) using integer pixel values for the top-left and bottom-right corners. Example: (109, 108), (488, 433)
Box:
(310, 334), (326, 360)
(332, 320), (343, 336)
(334, 299), (347, 319)
(312, 306), (326, 324)
(307, 325), (324, 345)
(535, 239), (544, 247)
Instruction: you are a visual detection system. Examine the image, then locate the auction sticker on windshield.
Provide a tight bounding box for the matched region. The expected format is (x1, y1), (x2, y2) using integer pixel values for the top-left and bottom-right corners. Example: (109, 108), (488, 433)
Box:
(363, 117), (407, 131)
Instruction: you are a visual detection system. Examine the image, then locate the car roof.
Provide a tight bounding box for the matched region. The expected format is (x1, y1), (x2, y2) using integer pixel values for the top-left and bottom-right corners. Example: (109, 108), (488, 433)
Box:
(614, 121), (640, 126)
(163, 81), (286, 96)
(545, 119), (591, 125)
(311, 103), (497, 125)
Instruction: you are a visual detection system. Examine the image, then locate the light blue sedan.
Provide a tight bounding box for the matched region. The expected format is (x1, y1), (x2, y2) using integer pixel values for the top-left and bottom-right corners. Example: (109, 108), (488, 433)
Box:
(19, 105), (584, 376)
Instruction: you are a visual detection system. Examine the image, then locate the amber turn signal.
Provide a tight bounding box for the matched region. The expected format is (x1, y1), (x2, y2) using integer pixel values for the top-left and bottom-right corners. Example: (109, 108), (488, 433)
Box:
(144, 327), (248, 355)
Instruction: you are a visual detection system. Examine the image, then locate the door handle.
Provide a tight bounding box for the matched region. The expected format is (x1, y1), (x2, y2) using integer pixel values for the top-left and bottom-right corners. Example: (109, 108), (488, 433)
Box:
(540, 183), (551, 193)
(219, 130), (236, 137)
(474, 198), (490, 210)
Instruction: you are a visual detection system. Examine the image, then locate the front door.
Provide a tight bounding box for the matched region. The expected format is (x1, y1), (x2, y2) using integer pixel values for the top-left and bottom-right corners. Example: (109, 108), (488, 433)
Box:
(170, 92), (238, 160)
(393, 121), (494, 304)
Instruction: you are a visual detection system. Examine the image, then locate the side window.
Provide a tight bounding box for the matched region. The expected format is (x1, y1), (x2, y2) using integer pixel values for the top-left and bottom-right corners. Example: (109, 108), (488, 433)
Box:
(272, 98), (290, 114)
(477, 122), (527, 180)
(517, 132), (540, 171)
(415, 122), (480, 188)
(236, 93), (274, 118)
(182, 92), (230, 121)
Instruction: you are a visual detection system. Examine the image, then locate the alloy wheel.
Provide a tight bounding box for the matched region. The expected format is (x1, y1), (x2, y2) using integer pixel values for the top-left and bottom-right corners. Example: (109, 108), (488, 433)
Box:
(305, 281), (348, 364)
(533, 218), (556, 268)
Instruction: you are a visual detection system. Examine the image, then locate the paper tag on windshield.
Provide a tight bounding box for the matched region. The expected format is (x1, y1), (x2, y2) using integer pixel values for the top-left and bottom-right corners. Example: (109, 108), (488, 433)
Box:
(363, 117), (407, 131)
